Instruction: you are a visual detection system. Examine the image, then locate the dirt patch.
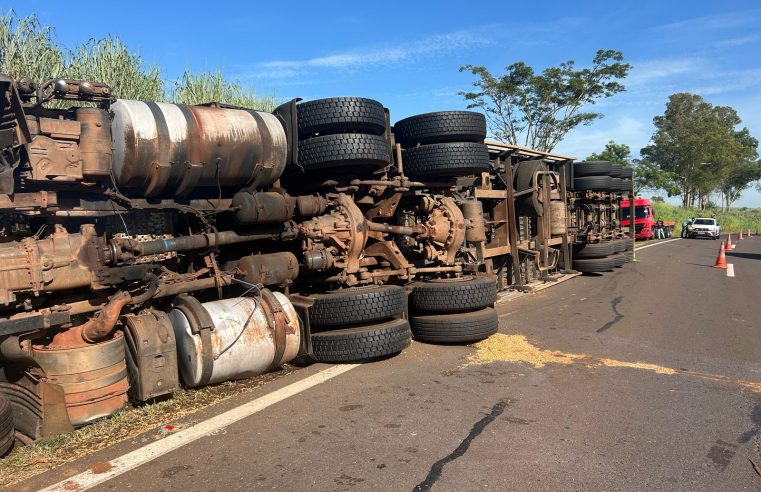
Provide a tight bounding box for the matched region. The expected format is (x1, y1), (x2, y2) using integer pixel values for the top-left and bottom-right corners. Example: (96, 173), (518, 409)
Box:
(0, 365), (295, 488)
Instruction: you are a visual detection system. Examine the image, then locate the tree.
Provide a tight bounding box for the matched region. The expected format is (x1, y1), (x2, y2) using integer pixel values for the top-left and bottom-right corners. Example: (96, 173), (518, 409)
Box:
(586, 140), (676, 196)
(586, 140), (631, 164)
(459, 49), (631, 152)
(641, 93), (759, 209)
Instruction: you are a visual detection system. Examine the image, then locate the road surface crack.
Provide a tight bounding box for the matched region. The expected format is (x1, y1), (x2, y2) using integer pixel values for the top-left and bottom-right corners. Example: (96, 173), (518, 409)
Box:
(597, 296), (624, 333)
(413, 400), (507, 491)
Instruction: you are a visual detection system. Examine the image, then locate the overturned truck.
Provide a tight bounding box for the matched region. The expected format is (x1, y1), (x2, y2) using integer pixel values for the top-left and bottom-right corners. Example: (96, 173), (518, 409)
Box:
(0, 77), (633, 452)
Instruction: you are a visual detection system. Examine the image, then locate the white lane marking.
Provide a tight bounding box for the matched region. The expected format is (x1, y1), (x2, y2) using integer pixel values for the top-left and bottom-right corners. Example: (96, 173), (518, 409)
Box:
(636, 238), (681, 251)
(38, 364), (359, 492)
(727, 264), (735, 277)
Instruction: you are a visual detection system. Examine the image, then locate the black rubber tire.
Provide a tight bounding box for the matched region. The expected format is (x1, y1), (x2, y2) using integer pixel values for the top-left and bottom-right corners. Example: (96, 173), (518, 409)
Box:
(514, 160), (548, 191)
(574, 241), (615, 259)
(572, 256), (615, 273)
(612, 253), (626, 268)
(622, 238), (633, 251)
(619, 167), (633, 178)
(621, 178), (633, 190)
(410, 277), (497, 313)
(574, 176), (613, 191)
(401, 142), (489, 178)
(297, 97), (386, 137)
(311, 318), (412, 363)
(308, 285), (407, 328)
(393, 111), (486, 147)
(410, 307), (498, 343)
(610, 177), (623, 191)
(611, 239), (626, 253)
(574, 161), (613, 177)
(297, 133), (389, 173)
(513, 160), (548, 216)
(609, 163), (624, 177)
(0, 396), (14, 457)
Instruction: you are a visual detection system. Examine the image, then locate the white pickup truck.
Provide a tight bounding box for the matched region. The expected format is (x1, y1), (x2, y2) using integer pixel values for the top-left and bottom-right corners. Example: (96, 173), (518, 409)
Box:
(688, 217), (721, 239)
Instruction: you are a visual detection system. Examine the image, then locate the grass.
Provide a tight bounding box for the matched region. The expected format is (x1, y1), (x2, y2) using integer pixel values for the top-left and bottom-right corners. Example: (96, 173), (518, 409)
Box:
(652, 202), (761, 234)
(0, 366), (295, 488)
(1, 10), (277, 110)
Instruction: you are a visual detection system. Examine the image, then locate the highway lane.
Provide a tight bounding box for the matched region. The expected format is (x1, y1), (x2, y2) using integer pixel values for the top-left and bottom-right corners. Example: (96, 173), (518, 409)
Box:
(25, 237), (761, 491)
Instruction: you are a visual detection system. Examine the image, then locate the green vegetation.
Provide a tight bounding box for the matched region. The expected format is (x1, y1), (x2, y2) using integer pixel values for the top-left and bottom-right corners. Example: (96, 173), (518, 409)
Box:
(641, 93), (760, 210)
(587, 141), (679, 196)
(651, 202), (761, 234)
(460, 49), (631, 151)
(0, 10), (274, 110)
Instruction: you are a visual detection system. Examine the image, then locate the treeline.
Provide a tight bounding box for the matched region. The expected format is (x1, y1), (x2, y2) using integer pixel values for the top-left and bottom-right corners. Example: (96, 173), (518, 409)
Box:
(0, 11), (276, 110)
(588, 94), (760, 211)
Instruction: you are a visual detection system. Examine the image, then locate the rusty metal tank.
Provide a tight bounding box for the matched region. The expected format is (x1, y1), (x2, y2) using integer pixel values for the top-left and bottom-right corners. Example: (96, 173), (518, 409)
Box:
(550, 200), (567, 235)
(32, 331), (129, 426)
(110, 100), (288, 196)
(169, 291), (300, 388)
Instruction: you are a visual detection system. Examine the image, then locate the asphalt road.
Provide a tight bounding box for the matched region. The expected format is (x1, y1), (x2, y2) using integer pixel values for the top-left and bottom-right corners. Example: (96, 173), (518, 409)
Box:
(25, 236), (761, 491)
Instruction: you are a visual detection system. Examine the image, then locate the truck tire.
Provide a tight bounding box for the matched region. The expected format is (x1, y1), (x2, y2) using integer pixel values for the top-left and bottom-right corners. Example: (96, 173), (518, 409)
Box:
(297, 97), (386, 137)
(308, 285), (407, 328)
(574, 176), (613, 191)
(609, 163), (624, 177)
(573, 241), (615, 258)
(622, 238), (633, 251)
(619, 167), (633, 178)
(514, 160), (548, 192)
(513, 160), (549, 216)
(401, 142), (489, 178)
(311, 318), (412, 363)
(574, 161), (613, 177)
(0, 396), (14, 457)
(572, 256), (615, 273)
(410, 307), (498, 343)
(611, 239), (626, 253)
(612, 253), (626, 267)
(410, 277), (497, 313)
(297, 133), (389, 173)
(610, 177), (623, 191)
(393, 111), (486, 147)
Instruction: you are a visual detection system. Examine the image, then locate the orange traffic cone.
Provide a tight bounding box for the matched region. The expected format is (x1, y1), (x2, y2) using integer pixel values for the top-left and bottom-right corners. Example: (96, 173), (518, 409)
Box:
(726, 234), (734, 250)
(713, 241), (727, 269)
(739, 230), (744, 240)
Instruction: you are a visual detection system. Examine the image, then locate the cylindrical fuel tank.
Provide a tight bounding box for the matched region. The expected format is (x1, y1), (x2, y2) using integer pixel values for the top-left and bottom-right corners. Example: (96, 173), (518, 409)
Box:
(32, 331), (129, 426)
(169, 292), (300, 387)
(110, 100), (287, 196)
(550, 200), (567, 235)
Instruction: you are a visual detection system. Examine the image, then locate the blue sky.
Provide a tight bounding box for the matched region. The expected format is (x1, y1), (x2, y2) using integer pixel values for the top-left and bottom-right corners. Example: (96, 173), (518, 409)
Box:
(8, 0), (761, 205)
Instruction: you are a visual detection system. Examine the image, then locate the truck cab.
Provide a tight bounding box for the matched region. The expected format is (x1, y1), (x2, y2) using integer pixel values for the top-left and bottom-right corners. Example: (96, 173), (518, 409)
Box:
(620, 198), (655, 239)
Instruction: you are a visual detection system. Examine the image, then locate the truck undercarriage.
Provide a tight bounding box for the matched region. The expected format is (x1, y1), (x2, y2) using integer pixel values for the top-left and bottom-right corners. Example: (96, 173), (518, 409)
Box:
(0, 76), (634, 450)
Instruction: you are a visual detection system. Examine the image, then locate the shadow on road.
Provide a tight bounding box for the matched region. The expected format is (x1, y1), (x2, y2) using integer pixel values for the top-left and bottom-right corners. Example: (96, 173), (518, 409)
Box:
(685, 262), (716, 269)
(727, 252), (761, 261)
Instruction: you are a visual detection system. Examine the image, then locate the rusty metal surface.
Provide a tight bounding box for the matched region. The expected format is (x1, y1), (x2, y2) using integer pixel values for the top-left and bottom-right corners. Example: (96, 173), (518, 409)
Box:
(123, 310), (179, 402)
(110, 100), (287, 195)
(32, 331), (129, 427)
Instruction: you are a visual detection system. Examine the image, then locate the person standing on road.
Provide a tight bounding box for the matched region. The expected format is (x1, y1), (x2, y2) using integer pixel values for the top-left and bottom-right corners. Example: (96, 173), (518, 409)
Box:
(681, 218), (693, 238)
(655, 217), (665, 239)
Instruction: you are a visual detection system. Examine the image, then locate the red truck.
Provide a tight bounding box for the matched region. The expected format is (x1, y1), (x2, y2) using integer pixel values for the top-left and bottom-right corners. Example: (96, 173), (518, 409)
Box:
(620, 198), (674, 240)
